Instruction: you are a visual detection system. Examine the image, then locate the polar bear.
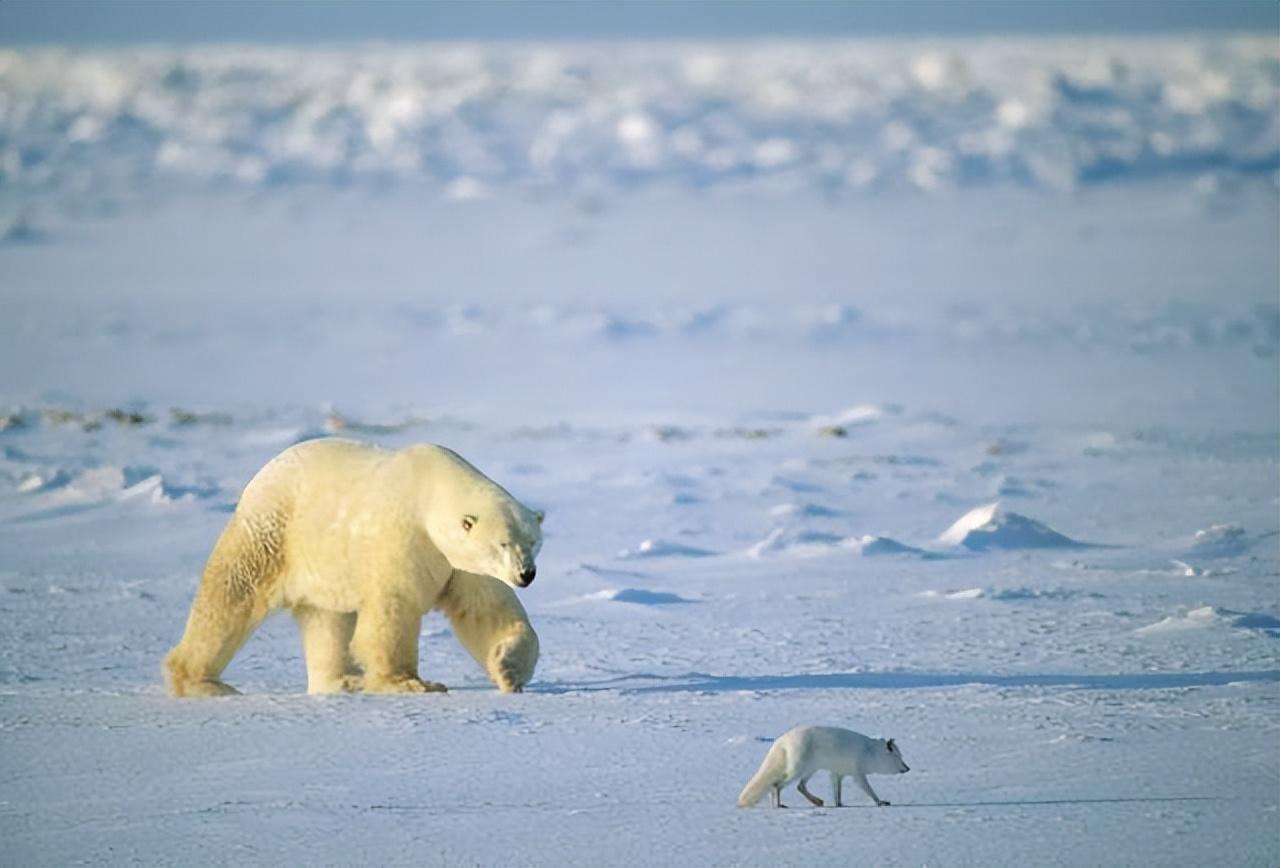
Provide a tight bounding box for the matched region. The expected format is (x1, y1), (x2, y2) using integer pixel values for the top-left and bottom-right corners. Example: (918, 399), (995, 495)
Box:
(164, 438), (544, 697)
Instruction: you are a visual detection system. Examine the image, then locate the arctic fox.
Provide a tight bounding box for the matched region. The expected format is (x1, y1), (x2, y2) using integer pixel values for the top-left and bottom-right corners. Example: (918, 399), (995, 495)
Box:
(737, 725), (910, 808)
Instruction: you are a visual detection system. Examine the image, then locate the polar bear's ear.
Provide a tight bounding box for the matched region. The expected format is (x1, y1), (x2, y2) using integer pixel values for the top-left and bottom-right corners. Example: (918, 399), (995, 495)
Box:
(462, 514), (478, 533)
(533, 510), (545, 526)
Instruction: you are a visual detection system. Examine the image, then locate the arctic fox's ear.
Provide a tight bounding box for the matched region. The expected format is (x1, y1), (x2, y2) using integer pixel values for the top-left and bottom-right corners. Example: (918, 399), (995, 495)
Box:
(462, 515), (478, 532)
(533, 510), (545, 526)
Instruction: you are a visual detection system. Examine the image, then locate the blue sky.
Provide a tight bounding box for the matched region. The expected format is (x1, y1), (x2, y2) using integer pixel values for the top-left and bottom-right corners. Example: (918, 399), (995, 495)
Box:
(1, 0), (1275, 44)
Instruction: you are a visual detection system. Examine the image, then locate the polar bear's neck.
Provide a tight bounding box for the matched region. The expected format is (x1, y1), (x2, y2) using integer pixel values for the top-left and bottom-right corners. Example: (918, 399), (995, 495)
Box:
(396, 444), (512, 517)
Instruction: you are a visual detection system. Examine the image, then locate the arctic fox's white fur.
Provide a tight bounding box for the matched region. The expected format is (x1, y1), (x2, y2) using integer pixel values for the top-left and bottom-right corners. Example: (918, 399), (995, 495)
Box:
(737, 725), (910, 808)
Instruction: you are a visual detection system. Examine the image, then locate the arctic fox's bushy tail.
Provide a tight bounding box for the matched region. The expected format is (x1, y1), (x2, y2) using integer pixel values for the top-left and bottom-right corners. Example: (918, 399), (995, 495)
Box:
(737, 741), (788, 808)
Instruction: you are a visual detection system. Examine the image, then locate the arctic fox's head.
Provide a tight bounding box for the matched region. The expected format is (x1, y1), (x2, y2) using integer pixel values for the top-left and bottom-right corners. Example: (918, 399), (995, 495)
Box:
(431, 502), (544, 589)
(872, 738), (910, 775)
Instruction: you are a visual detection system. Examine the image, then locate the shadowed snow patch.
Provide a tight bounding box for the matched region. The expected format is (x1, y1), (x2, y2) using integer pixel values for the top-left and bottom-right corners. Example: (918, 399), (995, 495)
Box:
(985, 586), (1104, 601)
(617, 539), (715, 559)
(581, 588), (697, 606)
(769, 502), (842, 518)
(921, 586), (1099, 601)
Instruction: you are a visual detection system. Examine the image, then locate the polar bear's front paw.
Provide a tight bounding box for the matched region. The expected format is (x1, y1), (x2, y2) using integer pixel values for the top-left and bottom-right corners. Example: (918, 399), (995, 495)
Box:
(365, 674), (448, 694)
(492, 667), (525, 693)
(487, 633), (536, 693)
(489, 658), (527, 693)
(184, 679), (240, 697)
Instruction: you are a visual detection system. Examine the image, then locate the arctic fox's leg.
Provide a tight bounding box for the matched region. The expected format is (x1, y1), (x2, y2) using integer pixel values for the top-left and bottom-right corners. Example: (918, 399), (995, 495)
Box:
(350, 593), (445, 694)
(830, 772), (843, 808)
(294, 606), (360, 694)
(797, 776), (825, 807)
(853, 773), (889, 806)
(770, 784), (786, 809)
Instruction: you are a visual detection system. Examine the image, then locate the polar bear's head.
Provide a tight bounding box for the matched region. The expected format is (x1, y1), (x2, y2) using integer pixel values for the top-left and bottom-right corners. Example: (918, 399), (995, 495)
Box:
(431, 500), (544, 589)
(416, 445), (545, 589)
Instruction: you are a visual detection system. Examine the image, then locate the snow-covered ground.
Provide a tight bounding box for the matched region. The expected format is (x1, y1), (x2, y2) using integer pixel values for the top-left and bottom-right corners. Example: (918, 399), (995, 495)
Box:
(1, 37), (1278, 867)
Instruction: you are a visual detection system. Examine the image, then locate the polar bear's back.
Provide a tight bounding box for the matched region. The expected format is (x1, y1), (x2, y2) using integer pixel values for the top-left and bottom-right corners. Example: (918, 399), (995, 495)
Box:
(237, 437), (391, 513)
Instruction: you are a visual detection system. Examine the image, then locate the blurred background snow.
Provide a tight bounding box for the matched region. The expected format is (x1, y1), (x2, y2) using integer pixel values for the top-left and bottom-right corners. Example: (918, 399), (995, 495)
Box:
(1, 33), (1275, 205)
(1, 1), (1277, 207)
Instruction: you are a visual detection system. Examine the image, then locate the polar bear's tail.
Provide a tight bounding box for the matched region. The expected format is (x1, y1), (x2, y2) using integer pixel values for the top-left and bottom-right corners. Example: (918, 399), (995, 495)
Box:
(737, 740), (789, 808)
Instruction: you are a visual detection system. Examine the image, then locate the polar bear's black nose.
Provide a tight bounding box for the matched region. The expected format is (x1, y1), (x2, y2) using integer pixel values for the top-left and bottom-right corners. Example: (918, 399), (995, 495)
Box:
(519, 566), (536, 585)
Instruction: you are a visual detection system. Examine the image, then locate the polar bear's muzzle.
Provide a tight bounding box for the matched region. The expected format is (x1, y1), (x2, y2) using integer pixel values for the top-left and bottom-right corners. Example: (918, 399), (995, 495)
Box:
(516, 565), (537, 587)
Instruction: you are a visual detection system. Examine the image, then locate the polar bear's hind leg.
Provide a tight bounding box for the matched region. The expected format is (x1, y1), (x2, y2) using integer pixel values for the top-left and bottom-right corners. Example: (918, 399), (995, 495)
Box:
(164, 513), (285, 697)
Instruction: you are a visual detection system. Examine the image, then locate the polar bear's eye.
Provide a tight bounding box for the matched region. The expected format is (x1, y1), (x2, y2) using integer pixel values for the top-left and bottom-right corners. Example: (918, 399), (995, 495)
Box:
(462, 515), (477, 532)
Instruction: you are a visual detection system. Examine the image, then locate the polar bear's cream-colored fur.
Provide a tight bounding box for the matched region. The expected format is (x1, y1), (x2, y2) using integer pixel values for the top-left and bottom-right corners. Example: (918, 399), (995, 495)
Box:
(164, 438), (543, 697)
(436, 570), (540, 693)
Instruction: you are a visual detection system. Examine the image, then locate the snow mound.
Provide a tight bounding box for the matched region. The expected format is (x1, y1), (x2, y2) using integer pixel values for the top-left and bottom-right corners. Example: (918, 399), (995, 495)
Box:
(843, 535), (930, 557)
(16, 468), (72, 493)
(617, 539), (715, 559)
(938, 502), (1084, 550)
(1186, 524), (1257, 558)
(118, 474), (212, 504)
(583, 588), (696, 606)
(746, 527), (844, 559)
(750, 528), (933, 559)
(810, 404), (894, 431)
(33, 466), (218, 505)
(920, 587), (986, 600)
(1137, 606), (1280, 636)
(60, 466), (131, 501)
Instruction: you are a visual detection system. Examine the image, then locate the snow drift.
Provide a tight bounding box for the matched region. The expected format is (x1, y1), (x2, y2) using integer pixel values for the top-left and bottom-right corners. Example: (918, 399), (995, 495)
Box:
(938, 502), (1086, 550)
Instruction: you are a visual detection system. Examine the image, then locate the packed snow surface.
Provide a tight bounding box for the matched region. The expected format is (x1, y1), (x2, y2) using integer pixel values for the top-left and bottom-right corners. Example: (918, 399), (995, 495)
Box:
(1, 36), (1278, 868)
